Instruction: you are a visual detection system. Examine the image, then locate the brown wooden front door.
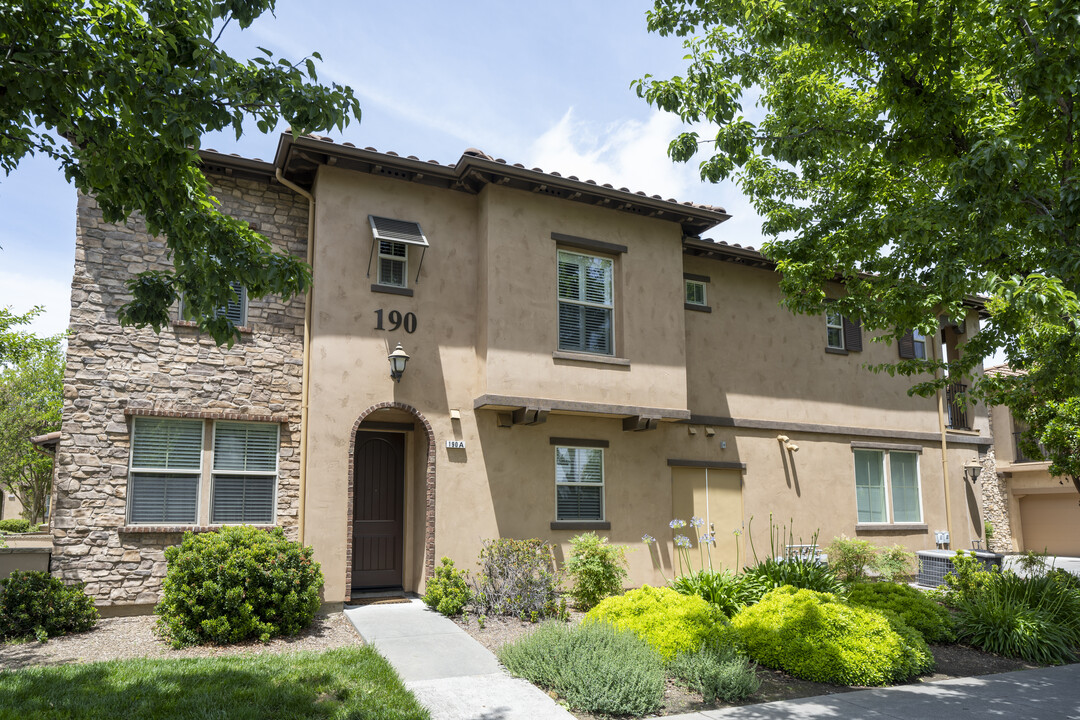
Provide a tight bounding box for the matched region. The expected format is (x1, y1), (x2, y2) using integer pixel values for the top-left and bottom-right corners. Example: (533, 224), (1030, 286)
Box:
(352, 431), (405, 589)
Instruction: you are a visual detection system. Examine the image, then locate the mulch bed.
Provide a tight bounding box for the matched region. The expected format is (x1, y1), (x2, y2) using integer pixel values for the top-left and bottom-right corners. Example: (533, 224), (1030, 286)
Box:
(453, 612), (1047, 718)
(0, 612), (363, 671)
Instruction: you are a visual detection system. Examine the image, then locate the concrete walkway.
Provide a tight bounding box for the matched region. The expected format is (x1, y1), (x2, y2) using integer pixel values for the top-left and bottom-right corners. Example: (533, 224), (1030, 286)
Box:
(346, 599), (1080, 720)
(344, 599), (574, 720)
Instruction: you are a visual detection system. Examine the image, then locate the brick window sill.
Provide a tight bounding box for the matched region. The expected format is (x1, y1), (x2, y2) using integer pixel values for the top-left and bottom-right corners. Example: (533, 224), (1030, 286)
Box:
(174, 320), (253, 334)
(119, 525), (277, 534)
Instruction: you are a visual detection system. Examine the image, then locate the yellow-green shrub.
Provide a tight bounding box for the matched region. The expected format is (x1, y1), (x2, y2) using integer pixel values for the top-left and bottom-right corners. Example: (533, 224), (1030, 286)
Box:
(732, 586), (933, 686)
(584, 585), (726, 660)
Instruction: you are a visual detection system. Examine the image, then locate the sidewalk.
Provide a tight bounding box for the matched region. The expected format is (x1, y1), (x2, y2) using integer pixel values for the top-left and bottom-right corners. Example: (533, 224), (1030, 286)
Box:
(346, 600), (1080, 720)
(344, 599), (574, 720)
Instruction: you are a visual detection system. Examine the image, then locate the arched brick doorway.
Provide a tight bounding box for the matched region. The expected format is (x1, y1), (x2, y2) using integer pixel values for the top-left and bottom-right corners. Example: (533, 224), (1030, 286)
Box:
(345, 402), (435, 598)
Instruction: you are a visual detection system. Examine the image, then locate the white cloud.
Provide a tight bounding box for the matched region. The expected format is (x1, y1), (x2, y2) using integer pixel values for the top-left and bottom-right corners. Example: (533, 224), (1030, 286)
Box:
(0, 271), (71, 339)
(526, 108), (769, 247)
(527, 108), (695, 199)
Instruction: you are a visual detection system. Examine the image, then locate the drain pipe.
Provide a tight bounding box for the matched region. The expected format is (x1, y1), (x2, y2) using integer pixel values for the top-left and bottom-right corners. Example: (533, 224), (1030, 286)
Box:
(932, 333), (954, 548)
(276, 168), (315, 546)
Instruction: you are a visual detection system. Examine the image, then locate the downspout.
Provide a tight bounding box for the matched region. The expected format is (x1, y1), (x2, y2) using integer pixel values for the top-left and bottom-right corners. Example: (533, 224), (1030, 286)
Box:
(276, 168), (315, 546)
(932, 334), (954, 547)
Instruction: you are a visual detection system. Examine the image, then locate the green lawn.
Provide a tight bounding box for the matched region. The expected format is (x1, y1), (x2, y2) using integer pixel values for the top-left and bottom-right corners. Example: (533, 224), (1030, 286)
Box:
(0, 647), (430, 720)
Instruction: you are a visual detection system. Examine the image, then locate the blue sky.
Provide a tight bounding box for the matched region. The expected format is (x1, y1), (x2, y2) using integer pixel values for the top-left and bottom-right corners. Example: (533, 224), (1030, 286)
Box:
(0, 1), (766, 339)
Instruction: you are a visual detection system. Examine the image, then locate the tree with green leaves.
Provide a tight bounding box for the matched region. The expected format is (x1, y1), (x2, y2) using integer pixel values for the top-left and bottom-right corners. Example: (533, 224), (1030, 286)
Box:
(636, 0), (1080, 487)
(0, 306), (55, 365)
(2, 0), (361, 345)
(0, 330), (64, 525)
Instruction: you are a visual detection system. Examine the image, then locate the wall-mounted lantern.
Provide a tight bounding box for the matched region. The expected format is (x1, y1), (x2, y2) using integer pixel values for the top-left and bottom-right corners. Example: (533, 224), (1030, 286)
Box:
(963, 460), (982, 484)
(388, 343), (410, 382)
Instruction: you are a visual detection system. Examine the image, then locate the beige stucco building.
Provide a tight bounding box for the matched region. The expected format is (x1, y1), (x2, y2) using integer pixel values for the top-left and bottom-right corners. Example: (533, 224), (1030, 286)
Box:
(982, 366), (1080, 556)
(51, 134), (993, 611)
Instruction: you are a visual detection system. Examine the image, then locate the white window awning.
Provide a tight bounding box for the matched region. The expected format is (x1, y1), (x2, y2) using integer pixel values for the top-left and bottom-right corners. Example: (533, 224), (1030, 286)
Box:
(367, 215), (429, 284)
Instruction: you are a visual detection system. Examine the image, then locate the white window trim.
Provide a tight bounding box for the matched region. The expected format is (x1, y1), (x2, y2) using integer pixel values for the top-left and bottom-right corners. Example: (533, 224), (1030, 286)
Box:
(912, 329), (927, 359)
(209, 420), (279, 526)
(554, 445), (605, 521)
(826, 309), (845, 350)
(126, 417), (204, 526)
(377, 240), (409, 288)
(126, 417), (281, 526)
(853, 448), (924, 525)
(556, 249), (615, 357)
(685, 279), (708, 306)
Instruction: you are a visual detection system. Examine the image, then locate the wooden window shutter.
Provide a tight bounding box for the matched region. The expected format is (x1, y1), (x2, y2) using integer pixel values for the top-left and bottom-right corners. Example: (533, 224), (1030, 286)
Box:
(842, 317), (863, 352)
(898, 330), (916, 359)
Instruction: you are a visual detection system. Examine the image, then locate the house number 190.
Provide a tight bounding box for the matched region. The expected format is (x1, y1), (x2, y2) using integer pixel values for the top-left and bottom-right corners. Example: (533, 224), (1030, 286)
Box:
(374, 309), (417, 333)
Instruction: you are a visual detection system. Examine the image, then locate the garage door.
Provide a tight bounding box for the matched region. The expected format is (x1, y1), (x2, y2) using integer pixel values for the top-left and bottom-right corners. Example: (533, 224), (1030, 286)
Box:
(1019, 493), (1080, 556)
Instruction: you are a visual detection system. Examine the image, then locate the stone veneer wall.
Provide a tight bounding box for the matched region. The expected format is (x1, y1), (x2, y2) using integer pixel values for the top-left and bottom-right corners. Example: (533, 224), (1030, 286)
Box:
(980, 408), (1015, 553)
(52, 174), (308, 606)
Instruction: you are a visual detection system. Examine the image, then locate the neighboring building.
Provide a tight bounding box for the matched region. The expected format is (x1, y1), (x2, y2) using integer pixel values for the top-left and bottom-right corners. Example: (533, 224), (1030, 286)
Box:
(51, 135), (992, 611)
(0, 491), (22, 522)
(982, 365), (1080, 556)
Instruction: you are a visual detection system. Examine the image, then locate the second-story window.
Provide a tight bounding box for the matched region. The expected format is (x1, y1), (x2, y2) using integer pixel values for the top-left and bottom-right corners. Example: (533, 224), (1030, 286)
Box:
(826, 309), (845, 350)
(378, 241), (408, 288)
(557, 250), (613, 355)
(685, 279), (707, 306)
(912, 329), (927, 359)
(178, 281), (247, 327)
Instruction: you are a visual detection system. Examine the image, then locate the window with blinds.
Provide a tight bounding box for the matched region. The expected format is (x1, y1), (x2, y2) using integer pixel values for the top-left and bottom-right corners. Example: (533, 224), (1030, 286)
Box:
(128, 417), (202, 524)
(211, 422), (278, 524)
(853, 448), (922, 524)
(557, 250), (613, 355)
(555, 446), (604, 521)
(218, 281), (247, 326)
(378, 241), (408, 288)
(178, 281), (247, 326)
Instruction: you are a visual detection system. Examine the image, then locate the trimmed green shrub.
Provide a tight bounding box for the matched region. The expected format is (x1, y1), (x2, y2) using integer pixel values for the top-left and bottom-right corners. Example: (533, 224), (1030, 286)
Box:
(672, 569), (768, 617)
(732, 586), (934, 686)
(954, 571), (1080, 664)
(0, 519), (33, 534)
(422, 557), (471, 616)
(940, 549), (996, 606)
(470, 538), (562, 619)
(668, 640), (761, 703)
(848, 582), (955, 644)
(585, 585), (726, 660)
(564, 532), (628, 610)
(874, 545), (915, 582)
(743, 556), (846, 600)
(498, 620), (664, 716)
(0, 570), (98, 641)
(827, 536), (879, 582)
(156, 526), (324, 647)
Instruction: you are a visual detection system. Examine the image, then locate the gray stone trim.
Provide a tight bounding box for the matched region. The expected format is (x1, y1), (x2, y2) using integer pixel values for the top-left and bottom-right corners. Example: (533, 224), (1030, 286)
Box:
(550, 521), (611, 531)
(549, 437), (609, 448)
(683, 273), (711, 282)
(551, 350), (631, 367)
(685, 414), (990, 447)
(371, 284), (415, 297)
(855, 523), (929, 533)
(667, 459), (746, 470)
(475, 394), (690, 421)
(685, 303), (712, 313)
(551, 232), (628, 256)
(850, 441), (924, 454)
